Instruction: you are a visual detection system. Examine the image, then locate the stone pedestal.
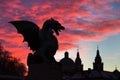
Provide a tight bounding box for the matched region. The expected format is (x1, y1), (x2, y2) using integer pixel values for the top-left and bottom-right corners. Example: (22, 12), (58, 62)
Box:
(27, 63), (62, 80)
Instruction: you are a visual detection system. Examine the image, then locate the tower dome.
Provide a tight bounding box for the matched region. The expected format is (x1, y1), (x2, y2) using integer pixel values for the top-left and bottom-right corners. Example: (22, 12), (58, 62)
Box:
(60, 51), (74, 65)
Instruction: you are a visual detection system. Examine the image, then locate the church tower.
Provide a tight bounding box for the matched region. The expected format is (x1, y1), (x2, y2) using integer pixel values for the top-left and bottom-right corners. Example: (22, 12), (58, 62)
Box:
(93, 46), (104, 71)
(75, 49), (83, 71)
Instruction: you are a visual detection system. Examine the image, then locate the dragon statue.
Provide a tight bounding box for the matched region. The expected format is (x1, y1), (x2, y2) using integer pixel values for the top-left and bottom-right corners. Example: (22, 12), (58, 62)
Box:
(9, 18), (65, 65)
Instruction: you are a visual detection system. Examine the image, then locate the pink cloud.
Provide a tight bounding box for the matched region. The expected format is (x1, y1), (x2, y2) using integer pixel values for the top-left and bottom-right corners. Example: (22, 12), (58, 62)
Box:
(0, 0), (120, 65)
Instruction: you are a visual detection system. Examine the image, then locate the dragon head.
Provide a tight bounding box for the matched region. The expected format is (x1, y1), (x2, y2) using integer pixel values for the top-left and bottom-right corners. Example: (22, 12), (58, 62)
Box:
(49, 18), (65, 35)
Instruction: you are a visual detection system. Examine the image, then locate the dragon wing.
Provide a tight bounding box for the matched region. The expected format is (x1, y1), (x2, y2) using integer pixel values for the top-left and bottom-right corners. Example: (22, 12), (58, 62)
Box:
(9, 21), (41, 51)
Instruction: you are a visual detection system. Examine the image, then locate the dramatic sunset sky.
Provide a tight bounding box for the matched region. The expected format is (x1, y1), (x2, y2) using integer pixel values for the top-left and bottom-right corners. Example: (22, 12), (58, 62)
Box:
(0, 0), (120, 71)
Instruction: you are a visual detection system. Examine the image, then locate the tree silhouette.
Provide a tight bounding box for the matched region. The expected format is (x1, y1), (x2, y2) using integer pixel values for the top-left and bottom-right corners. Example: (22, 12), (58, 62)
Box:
(0, 43), (26, 76)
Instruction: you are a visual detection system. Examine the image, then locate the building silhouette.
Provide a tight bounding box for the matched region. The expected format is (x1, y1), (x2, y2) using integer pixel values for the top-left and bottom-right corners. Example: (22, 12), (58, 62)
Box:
(0, 46), (120, 80)
(75, 50), (83, 72)
(93, 46), (103, 71)
(59, 46), (120, 80)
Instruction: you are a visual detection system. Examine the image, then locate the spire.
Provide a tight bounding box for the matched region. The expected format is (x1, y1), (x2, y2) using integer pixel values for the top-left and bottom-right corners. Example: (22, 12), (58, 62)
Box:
(96, 45), (100, 57)
(115, 65), (118, 70)
(97, 45), (99, 50)
(93, 45), (103, 71)
(77, 51), (80, 58)
(114, 65), (119, 73)
(75, 49), (81, 64)
(77, 47), (79, 53)
(75, 49), (83, 71)
(96, 45), (101, 60)
(77, 48), (80, 58)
